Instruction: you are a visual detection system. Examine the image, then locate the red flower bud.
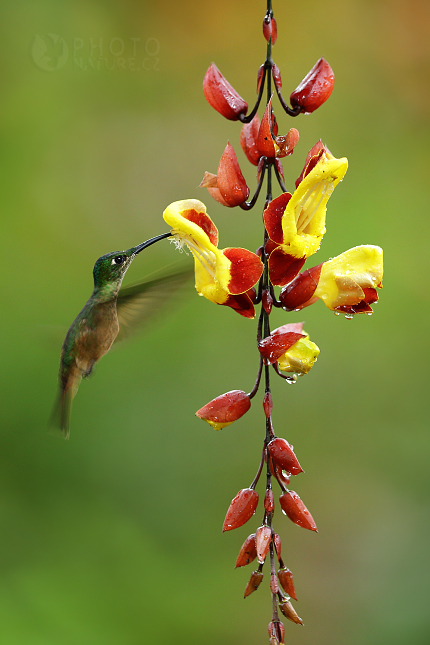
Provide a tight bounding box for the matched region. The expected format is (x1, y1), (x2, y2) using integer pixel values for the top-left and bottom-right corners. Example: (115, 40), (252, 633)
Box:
(195, 389), (251, 431)
(270, 573), (279, 594)
(267, 437), (303, 476)
(290, 58), (334, 114)
(262, 288), (273, 314)
(264, 488), (274, 513)
(278, 567), (297, 600)
(273, 532), (282, 559)
(279, 491), (317, 532)
(263, 15), (277, 45)
(244, 570), (263, 597)
(268, 621), (285, 645)
(256, 64), (265, 93)
(272, 63), (282, 90)
(257, 97), (277, 158)
(255, 525), (272, 563)
(235, 533), (257, 568)
(258, 324), (306, 364)
(222, 488), (259, 532)
(203, 63), (248, 120)
(279, 264), (323, 311)
(279, 598), (303, 625)
(240, 114), (261, 166)
(263, 392), (273, 418)
(216, 142), (249, 207)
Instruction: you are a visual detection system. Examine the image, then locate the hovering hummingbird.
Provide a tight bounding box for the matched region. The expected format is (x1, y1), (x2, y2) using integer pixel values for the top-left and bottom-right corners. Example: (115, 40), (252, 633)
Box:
(51, 232), (189, 438)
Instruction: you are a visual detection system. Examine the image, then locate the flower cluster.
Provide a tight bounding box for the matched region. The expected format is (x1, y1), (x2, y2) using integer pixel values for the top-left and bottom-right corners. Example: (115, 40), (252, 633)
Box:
(163, 2), (383, 641)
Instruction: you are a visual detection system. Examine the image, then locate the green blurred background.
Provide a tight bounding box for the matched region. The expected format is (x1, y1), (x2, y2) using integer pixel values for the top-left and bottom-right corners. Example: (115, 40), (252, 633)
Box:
(1, 0), (429, 643)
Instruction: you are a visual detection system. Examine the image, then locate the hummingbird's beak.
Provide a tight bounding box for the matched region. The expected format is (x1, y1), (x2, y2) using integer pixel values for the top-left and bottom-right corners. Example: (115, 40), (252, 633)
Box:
(133, 232), (172, 255)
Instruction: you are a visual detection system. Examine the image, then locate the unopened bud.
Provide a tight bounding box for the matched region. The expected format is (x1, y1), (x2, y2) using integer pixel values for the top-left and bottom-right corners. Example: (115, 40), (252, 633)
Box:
(264, 488), (274, 513)
(223, 488), (259, 532)
(235, 533), (257, 568)
(196, 389), (251, 431)
(258, 324), (306, 365)
(257, 97), (277, 158)
(279, 598), (303, 625)
(267, 437), (303, 476)
(279, 491), (317, 532)
(262, 288), (273, 314)
(244, 570), (263, 597)
(240, 114), (261, 166)
(203, 63), (248, 120)
(290, 58), (334, 114)
(216, 142), (249, 207)
(255, 525), (272, 563)
(278, 567), (297, 600)
(263, 392), (273, 418)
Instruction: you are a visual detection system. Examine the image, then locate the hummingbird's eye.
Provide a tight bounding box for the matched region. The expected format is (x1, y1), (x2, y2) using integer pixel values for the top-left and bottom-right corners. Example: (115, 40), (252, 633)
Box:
(112, 255), (125, 265)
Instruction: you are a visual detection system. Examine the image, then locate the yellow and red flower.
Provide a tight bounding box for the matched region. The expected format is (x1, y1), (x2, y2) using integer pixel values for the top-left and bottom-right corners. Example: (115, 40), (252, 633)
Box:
(163, 199), (263, 318)
(263, 143), (348, 286)
(279, 245), (383, 314)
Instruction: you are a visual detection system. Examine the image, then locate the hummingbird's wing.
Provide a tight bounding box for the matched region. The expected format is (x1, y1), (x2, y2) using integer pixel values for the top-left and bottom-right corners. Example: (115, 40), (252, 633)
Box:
(115, 267), (193, 343)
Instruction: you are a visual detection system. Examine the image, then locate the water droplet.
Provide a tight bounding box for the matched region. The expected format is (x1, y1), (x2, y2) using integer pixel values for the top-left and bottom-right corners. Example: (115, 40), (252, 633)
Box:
(344, 314), (354, 320)
(366, 312), (373, 316)
(334, 311), (340, 316)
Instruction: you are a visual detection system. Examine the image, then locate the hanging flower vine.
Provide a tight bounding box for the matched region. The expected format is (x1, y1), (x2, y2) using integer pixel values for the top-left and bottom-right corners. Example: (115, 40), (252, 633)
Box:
(162, 0), (383, 640)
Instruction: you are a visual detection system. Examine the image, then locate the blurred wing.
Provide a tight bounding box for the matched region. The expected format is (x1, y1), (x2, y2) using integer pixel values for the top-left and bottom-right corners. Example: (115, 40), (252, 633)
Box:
(115, 268), (193, 343)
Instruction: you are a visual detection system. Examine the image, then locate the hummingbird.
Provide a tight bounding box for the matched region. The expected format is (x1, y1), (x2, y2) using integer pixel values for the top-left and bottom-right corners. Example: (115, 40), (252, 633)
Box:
(51, 232), (189, 438)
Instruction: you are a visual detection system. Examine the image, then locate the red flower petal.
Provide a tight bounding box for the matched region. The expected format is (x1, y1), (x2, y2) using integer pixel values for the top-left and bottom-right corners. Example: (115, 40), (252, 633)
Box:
(222, 488), (259, 532)
(181, 207), (219, 246)
(295, 140), (326, 188)
(290, 58), (335, 114)
(263, 192), (291, 244)
(217, 142), (250, 207)
(235, 533), (257, 568)
(267, 438), (303, 476)
(224, 247), (263, 294)
(279, 264), (323, 310)
(268, 249), (306, 287)
(279, 491), (317, 531)
(240, 114), (261, 166)
(203, 63), (248, 121)
(258, 326), (306, 364)
(222, 292), (256, 319)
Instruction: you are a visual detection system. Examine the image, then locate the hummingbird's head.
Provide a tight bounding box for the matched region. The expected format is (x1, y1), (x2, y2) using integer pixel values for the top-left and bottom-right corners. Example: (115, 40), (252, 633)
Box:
(93, 248), (137, 292)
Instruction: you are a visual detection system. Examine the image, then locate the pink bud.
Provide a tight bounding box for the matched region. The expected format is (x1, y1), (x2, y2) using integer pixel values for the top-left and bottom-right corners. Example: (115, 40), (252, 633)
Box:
(279, 491), (317, 532)
(196, 389), (251, 431)
(255, 525), (272, 563)
(223, 488), (259, 532)
(290, 58), (334, 114)
(203, 63), (248, 120)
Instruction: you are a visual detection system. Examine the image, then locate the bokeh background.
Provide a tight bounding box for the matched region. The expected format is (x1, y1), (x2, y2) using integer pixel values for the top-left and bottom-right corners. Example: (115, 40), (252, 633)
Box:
(1, 0), (429, 643)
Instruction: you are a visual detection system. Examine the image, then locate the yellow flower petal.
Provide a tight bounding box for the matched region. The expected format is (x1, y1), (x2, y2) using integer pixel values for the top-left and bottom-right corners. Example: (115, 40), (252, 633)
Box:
(281, 152), (348, 258)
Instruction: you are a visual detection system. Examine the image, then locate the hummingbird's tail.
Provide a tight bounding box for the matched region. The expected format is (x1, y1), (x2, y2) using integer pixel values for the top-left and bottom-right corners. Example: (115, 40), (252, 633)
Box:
(50, 371), (81, 439)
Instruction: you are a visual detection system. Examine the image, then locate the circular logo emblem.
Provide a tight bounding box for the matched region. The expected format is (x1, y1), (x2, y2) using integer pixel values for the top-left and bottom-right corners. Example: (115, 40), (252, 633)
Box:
(31, 34), (68, 71)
